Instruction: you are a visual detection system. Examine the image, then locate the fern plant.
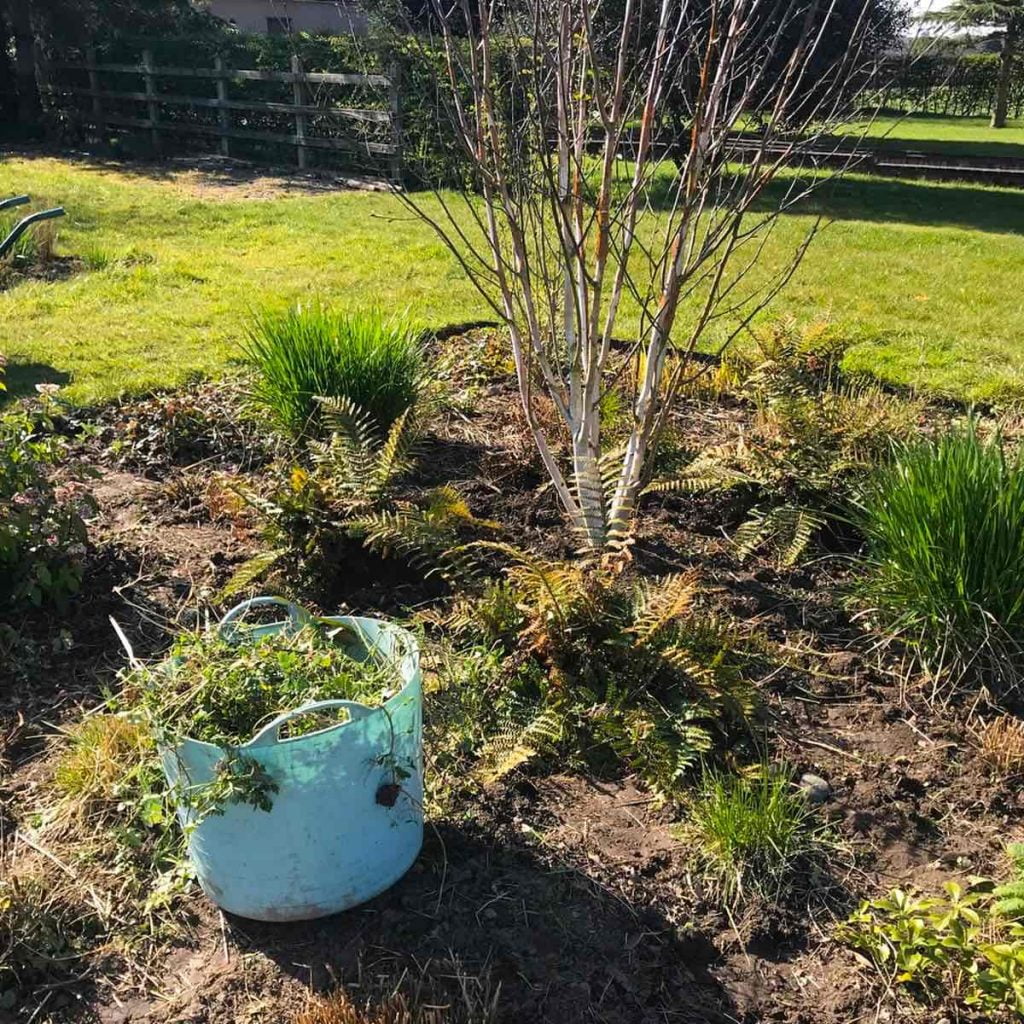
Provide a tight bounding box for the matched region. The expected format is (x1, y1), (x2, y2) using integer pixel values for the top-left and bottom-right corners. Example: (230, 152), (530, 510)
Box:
(648, 376), (922, 567)
(438, 549), (762, 802)
(226, 397), (484, 595)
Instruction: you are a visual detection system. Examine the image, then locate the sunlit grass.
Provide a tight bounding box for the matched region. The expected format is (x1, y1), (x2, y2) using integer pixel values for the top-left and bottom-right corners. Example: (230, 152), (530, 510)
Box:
(838, 112), (1024, 159)
(1, 152), (1023, 404)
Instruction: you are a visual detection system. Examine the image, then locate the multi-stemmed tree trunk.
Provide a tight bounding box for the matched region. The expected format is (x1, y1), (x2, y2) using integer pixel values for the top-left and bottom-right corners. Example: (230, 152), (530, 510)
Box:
(388, 0), (897, 550)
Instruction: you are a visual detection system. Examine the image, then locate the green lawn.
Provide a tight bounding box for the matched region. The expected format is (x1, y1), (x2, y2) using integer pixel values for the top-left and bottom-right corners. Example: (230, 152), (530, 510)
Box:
(2, 152), (1024, 405)
(839, 113), (1024, 160)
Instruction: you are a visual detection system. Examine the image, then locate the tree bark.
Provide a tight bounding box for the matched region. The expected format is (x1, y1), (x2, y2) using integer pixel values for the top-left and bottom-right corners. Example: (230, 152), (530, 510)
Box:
(991, 20), (1018, 129)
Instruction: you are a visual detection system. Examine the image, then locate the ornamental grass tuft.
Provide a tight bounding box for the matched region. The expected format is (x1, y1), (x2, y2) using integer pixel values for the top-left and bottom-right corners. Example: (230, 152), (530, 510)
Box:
(243, 303), (423, 440)
(855, 423), (1024, 693)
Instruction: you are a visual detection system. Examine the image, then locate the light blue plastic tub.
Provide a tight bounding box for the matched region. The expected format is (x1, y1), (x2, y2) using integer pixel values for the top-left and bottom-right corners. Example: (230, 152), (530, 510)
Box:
(159, 597), (423, 922)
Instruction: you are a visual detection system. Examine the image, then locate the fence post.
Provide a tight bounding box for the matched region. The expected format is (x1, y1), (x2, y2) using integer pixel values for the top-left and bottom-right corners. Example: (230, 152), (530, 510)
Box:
(388, 61), (402, 185)
(291, 54), (308, 170)
(141, 48), (160, 154)
(86, 46), (104, 136)
(214, 55), (230, 158)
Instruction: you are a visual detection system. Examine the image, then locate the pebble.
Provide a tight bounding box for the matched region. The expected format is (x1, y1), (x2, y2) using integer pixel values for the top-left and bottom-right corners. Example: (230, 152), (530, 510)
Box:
(799, 772), (832, 804)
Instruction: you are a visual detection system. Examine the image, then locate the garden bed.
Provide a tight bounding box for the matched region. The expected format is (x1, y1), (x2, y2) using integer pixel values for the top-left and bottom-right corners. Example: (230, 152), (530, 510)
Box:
(2, 330), (1022, 1024)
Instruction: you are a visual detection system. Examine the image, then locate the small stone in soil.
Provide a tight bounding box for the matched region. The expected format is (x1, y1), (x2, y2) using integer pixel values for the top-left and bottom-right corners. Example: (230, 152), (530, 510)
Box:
(799, 773), (831, 804)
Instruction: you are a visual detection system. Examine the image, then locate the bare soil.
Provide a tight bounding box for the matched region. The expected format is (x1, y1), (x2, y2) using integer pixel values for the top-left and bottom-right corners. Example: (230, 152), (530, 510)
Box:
(2, 348), (1017, 1024)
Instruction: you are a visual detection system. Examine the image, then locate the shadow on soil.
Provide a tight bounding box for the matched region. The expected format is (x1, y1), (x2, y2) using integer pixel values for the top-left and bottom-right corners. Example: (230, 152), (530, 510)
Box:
(223, 820), (738, 1024)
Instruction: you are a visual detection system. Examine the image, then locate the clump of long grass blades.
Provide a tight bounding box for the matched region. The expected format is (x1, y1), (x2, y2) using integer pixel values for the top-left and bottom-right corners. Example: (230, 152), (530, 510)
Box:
(242, 303), (423, 440)
(977, 715), (1024, 777)
(676, 765), (832, 908)
(854, 423), (1024, 697)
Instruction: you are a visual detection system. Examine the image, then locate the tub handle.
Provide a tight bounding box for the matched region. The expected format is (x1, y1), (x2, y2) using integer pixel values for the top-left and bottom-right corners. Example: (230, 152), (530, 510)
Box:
(219, 596), (311, 638)
(246, 699), (376, 747)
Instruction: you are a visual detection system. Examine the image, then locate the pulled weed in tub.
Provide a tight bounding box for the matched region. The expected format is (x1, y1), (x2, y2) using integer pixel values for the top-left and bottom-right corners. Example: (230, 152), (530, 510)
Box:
(122, 623), (402, 746)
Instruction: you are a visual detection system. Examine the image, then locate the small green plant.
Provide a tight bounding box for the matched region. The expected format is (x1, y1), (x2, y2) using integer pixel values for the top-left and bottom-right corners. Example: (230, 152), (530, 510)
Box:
(675, 765), (832, 906)
(839, 852), (1024, 1020)
(0, 372), (94, 607)
(854, 423), (1024, 690)
(243, 303), (423, 440)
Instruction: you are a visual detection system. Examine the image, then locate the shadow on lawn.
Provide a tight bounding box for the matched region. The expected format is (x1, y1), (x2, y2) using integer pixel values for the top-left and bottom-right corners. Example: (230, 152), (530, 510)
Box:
(10, 141), (1024, 237)
(783, 171), (1024, 235)
(2, 143), (380, 196)
(0, 360), (70, 402)
(223, 818), (738, 1024)
(646, 167), (1024, 235)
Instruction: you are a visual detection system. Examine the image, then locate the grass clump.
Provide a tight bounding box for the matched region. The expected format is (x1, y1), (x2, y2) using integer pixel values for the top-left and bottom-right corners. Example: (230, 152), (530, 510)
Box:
(295, 958), (499, 1024)
(855, 424), (1024, 691)
(52, 714), (156, 814)
(243, 303), (423, 440)
(0, 869), (102, 1004)
(0, 715), (190, 1010)
(676, 766), (831, 906)
(977, 715), (1024, 776)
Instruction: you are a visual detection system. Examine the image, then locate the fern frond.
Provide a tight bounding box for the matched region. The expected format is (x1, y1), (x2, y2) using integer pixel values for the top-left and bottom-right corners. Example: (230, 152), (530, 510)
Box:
(230, 482), (285, 519)
(314, 395), (380, 493)
(423, 483), (473, 523)
(644, 449), (757, 496)
(630, 570), (700, 643)
(218, 548), (288, 600)
(733, 504), (826, 566)
(350, 506), (445, 567)
(373, 405), (419, 493)
(593, 702), (713, 801)
(318, 394), (380, 450)
(476, 706), (564, 785)
(732, 508), (773, 562)
(462, 542), (582, 630)
(350, 485), (488, 577)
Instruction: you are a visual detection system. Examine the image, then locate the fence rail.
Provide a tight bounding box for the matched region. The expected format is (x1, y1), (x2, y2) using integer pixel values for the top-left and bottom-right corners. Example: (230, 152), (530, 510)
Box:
(52, 52), (401, 179)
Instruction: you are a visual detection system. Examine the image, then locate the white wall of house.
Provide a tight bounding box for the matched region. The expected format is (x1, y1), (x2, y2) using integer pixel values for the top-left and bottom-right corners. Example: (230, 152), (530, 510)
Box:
(206, 0), (367, 36)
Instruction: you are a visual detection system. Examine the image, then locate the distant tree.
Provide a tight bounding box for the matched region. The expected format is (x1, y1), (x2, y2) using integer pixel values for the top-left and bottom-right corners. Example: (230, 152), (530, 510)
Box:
(929, 0), (1024, 126)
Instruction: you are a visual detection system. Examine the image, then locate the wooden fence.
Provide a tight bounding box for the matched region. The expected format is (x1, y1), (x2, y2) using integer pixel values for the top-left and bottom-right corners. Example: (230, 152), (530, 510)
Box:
(51, 51), (401, 180)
